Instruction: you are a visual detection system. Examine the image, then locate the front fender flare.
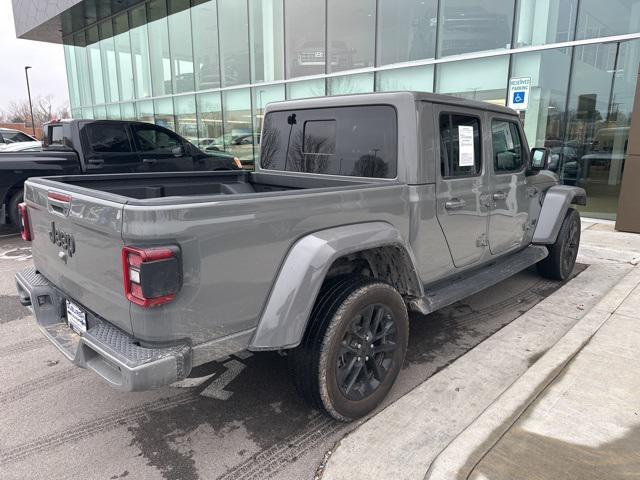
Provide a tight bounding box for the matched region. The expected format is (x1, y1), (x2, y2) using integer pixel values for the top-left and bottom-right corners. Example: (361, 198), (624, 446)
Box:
(249, 222), (421, 351)
(532, 185), (586, 244)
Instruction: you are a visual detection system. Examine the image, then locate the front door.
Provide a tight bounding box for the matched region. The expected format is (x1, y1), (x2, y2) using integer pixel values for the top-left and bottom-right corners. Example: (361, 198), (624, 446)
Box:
(130, 124), (195, 172)
(435, 108), (490, 268)
(487, 117), (530, 255)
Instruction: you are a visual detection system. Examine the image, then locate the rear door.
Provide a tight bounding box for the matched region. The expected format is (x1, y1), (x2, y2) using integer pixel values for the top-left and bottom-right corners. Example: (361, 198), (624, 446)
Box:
(434, 107), (490, 268)
(130, 123), (196, 171)
(25, 181), (132, 334)
(487, 116), (529, 254)
(81, 121), (141, 173)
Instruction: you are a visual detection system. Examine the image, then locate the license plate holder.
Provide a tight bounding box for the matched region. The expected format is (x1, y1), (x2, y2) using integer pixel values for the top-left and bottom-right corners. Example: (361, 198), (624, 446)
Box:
(65, 300), (87, 334)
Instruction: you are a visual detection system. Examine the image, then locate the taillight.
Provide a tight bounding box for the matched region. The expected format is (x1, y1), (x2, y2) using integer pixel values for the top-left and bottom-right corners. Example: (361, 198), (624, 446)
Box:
(122, 246), (182, 307)
(18, 202), (31, 241)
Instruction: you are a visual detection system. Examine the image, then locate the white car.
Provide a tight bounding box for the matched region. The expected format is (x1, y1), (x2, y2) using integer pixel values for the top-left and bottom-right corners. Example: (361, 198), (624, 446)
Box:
(0, 128), (37, 144)
(0, 141), (42, 152)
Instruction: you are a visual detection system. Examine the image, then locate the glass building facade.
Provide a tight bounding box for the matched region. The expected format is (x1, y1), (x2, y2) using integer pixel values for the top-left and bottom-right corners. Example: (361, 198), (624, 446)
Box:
(62, 0), (640, 219)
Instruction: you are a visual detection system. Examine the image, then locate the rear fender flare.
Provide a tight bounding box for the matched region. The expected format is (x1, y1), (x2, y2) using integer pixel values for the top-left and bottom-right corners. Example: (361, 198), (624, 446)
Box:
(249, 222), (422, 351)
(532, 185), (586, 244)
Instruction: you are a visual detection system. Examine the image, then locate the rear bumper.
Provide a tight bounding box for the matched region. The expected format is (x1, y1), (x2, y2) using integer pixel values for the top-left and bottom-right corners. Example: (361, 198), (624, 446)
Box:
(15, 267), (191, 391)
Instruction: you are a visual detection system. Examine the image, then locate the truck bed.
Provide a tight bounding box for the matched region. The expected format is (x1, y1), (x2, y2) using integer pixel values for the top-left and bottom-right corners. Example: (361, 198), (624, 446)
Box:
(35, 170), (380, 204)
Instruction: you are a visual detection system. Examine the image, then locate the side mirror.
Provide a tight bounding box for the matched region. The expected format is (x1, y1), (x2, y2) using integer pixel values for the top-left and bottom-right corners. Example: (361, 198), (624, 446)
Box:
(171, 145), (184, 157)
(529, 147), (549, 172)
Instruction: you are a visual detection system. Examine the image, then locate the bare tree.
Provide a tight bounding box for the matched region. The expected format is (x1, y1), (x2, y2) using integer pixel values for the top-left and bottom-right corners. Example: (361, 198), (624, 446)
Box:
(1, 95), (70, 128)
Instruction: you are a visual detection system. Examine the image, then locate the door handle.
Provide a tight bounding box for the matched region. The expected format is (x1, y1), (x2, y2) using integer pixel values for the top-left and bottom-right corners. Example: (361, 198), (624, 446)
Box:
(445, 198), (466, 210)
(492, 191), (507, 201)
(142, 158), (158, 165)
(87, 158), (104, 166)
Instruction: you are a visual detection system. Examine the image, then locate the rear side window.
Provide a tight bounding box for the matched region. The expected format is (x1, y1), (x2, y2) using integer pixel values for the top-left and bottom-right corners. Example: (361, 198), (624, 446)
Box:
(261, 105), (397, 178)
(1, 131), (32, 143)
(49, 125), (64, 146)
(491, 119), (524, 172)
(439, 114), (482, 178)
(85, 123), (132, 153)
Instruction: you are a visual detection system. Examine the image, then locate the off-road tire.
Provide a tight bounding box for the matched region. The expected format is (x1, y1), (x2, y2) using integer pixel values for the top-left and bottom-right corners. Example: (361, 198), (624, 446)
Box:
(288, 276), (409, 422)
(537, 208), (581, 281)
(7, 190), (23, 229)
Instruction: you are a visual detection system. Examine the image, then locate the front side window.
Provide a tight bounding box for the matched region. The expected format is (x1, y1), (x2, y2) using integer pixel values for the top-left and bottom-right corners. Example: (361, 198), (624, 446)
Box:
(439, 113), (482, 178)
(261, 105), (397, 178)
(85, 123), (132, 153)
(133, 125), (182, 153)
(491, 119), (525, 172)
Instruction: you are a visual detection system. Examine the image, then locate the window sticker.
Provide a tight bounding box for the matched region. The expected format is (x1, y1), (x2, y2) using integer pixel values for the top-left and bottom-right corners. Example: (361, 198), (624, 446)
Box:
(458, 125), (475, 167)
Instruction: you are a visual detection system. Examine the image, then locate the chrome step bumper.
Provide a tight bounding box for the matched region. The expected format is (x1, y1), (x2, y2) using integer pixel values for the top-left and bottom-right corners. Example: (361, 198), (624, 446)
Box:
(15, 266), (191, 391)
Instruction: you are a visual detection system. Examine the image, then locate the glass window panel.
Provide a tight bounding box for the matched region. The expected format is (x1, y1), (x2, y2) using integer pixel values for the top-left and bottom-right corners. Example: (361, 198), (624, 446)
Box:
(196, 92), (223, 149)
(576, 0), (640, 40)
(107, 104), (122, 120)
(564, 41), (637, 219)
(491, 120), (525, 172)
(218, 0), (251, 87)
(71, 108), (81, 119)
(113, 13), (134, 101)
(376, 65), (434, 92)
(174, 95), (198, 144)
(94, 105), (107, 119)
(328, 73), (374, 96)
(377, 0), (437, 66)
(439, 114), (482, 178)
(261, 105), (397, 178)
(192, 0), (221, 91)
(99, 20), (120, 103)
(438, 0), (516, 57)
(137, 100), (155, 123)
(168, 0), (195, 94)
(74, 31), (92, 106)
(147, 0), (173, 96)
(436, 56), (509, 105)
(121, 102), (137, 120)
(252, 84), (285, 164)
(154, 97), (175, 131)
(86, 26), (105, 105)
(85, 123), (132, 152)
(511, 48), (571, 149)
(222, 89), (252, 158)
(327, 0), (375, 73)
(286, 78), (326, 99)
(515, 0), (578, 47)
(63, 37), (81, 110)
(285, 0), (325, 78)
(130, 5), (152, 98)
(249, 0), (284, 83)
(82, 107), (95, 119)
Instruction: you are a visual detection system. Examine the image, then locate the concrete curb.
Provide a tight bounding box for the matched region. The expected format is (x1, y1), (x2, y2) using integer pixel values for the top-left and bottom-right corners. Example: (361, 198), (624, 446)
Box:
(424, 264), (640, 480)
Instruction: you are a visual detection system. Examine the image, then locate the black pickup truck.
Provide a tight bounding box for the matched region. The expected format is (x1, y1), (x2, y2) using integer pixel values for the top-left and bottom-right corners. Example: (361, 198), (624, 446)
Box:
(0, 119), (241, 226)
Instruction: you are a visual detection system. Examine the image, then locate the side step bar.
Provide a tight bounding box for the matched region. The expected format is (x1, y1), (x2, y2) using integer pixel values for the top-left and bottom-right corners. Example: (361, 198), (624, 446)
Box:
(411, 245), (548, 315)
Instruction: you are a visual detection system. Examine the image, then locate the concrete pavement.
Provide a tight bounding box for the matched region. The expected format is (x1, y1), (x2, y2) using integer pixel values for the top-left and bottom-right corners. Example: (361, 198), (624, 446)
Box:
(321, 221), (640, 480)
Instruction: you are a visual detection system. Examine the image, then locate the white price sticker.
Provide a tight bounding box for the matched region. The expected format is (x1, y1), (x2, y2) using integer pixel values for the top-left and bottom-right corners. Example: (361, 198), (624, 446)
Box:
(458, 125), (475, 167)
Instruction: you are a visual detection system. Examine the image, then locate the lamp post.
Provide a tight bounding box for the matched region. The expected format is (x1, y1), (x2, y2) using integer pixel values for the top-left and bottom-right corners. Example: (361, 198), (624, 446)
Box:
(24, 66), (36, 137)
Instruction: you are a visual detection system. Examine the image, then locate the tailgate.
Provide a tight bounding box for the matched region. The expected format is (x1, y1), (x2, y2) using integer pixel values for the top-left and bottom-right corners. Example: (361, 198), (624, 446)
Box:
(24, 179), (132, 334)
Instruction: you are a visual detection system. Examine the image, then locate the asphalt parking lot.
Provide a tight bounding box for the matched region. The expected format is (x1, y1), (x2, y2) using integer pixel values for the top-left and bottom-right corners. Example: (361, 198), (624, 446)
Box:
(0, 226), (581, 480)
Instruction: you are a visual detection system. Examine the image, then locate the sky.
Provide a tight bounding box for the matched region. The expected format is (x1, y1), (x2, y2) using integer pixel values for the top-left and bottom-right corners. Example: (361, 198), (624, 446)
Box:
(0, 0), (69, 114)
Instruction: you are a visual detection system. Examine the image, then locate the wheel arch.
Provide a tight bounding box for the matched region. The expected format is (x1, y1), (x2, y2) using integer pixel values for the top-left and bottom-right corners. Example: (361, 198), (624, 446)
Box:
(532, 185), (586, 244)
(248, 222), (422, 351)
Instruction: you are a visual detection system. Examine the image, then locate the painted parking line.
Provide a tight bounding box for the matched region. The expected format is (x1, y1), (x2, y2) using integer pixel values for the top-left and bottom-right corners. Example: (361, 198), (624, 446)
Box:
(200, 359), (246, 400)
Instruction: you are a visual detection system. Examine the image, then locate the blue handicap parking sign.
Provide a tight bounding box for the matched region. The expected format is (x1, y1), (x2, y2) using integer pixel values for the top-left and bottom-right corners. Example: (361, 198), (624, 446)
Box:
(513, 91), (525, 104)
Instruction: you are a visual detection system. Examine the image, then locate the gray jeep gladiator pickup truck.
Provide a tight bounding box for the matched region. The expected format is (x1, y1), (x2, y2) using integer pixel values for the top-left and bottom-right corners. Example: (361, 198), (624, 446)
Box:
(15, 92), (586, 421)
